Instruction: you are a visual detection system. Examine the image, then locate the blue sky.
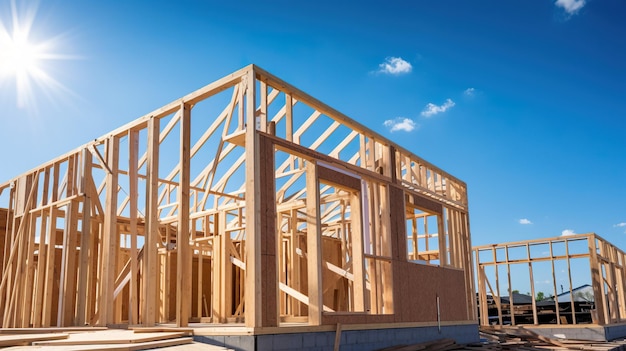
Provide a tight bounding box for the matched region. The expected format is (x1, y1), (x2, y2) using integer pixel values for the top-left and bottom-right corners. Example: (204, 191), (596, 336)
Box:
(0, 0), (625, 249)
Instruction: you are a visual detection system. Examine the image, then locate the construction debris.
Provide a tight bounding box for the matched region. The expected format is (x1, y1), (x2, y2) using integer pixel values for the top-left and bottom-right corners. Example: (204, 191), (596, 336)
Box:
(377, 327), (626, 351)
(479, 327), (626, 350)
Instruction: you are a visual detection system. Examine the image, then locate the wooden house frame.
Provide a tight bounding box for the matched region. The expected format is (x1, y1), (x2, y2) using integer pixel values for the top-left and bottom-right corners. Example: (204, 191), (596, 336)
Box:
(0, 65), (475, 330)
(475, 233), (626, 327)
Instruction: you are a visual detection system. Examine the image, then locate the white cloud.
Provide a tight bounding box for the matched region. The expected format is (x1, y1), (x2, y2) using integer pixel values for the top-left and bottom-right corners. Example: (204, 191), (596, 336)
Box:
(555, 0), (586, 14)
(378, 57), (412, 75)
(561, 229), (576, 236)
(383, 117), (417, 132)
(464, 88), (475, 96)
(519, 218), (532, 225)
(614, 222), (626, 227)
(421, 99), (455, 117)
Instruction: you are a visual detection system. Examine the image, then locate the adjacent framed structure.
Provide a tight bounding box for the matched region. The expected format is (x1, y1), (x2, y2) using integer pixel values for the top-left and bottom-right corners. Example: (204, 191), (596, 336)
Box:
(475, 233), (626, 327)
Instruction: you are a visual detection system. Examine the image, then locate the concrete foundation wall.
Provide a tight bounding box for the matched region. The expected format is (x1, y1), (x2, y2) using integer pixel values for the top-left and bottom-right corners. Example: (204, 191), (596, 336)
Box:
(605, 324), (626, 341)
(194, 323), (479, 351)
(521, 323), (626, 342)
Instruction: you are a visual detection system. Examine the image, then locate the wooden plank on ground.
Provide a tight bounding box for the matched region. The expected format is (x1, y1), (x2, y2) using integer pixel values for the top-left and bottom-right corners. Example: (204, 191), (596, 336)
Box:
(130, 327), (193, 336)
(6, 337), (193, 351)
(503, 327), (568, 348)
(0, 327), (107, 334)
(32, 330), (184, 346)
(0, 333), (68, 346)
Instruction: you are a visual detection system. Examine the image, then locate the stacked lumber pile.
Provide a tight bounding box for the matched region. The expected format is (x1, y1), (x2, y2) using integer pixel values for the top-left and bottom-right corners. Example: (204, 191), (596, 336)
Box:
(480, 327), (626, 351)
(0, 327), (232, 350)
(378, 327), (626, 351)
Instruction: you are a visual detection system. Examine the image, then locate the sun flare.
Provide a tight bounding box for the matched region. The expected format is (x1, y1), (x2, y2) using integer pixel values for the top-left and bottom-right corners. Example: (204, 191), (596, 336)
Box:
(0, 0), (75, 110)
(3, 30), (39, 74)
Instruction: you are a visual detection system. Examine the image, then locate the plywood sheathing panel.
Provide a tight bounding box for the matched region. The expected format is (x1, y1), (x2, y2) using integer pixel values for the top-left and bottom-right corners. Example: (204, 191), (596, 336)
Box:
(159, 253), (211, 323)
(401, 263), (468, 322)
(321, 237), (346, 312)
(259, 134), (278, 327)
(317, 165), (360, 191)
(389, 185), (406, 261)
(0, 208), (8, 268)
(322, 313), (396, 326)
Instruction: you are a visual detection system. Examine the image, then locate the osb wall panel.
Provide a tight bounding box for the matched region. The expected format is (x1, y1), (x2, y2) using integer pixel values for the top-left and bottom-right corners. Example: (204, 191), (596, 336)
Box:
(322, 312), (395, 325)
(389, 185), (406, 261)
(322, 237), (348, 311)
(259, 133), (278, 327)
(45, 248), (63, 325)
(397, 262), (468, 323)
(321, 263), (468, 325)
(0, 208), (7, 229)
(0, 208), (7, 265)
(162, 252), (212, 322)
(191, 258), (212, 317)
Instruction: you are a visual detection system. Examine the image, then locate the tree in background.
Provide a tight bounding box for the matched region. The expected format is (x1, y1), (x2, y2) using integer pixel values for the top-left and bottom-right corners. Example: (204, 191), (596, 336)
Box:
(536, 291), (545, 301)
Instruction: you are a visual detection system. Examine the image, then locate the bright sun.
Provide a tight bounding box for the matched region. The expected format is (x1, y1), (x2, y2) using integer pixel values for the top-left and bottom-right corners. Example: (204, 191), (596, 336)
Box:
(0, 0), (73, 110)
(3, 30), (39, 74)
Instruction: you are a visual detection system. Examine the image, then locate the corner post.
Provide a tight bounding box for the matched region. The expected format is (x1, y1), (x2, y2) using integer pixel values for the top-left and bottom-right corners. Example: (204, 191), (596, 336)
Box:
(244, 66), (266, 327)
